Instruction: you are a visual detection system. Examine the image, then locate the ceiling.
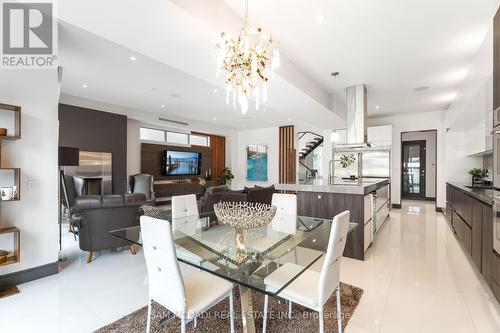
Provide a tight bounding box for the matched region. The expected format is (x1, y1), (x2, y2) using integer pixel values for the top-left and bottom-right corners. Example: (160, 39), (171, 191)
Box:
(59, 23), (288, 130)
(223, 0), (499, 118)
(58, 0), (499, 131)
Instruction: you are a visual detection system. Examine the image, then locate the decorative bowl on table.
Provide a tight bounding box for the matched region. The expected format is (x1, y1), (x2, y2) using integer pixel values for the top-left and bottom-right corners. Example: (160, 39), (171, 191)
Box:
(214, 201), (277, 230)
(214, 202), (277, 264)
(0, 250), (9, 264)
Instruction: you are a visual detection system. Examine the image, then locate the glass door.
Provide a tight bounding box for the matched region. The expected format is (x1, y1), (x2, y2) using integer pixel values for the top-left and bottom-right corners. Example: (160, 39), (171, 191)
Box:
(402, 140), (426, 198)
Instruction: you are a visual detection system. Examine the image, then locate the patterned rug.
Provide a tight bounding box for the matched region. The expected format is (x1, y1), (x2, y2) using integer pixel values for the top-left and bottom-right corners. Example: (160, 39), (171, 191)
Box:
(96, 282), (363, 333)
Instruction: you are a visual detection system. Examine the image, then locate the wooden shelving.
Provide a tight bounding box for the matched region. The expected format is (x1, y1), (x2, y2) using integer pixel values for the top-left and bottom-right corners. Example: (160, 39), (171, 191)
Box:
(0, 168), (20, 201)
(0, 104), (21, 140)
(0, 226), (20, 266)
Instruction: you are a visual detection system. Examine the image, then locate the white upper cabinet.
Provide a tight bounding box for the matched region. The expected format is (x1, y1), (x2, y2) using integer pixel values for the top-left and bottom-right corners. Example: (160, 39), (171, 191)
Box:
(368, 125), (393, 146)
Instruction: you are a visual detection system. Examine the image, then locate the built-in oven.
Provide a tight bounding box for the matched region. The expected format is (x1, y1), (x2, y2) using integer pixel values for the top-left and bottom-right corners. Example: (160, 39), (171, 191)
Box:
(494, 106), (500, 129)
(493, 124), (500, 254)
(493, 125), (500, 189)
(492, 193), (500, 255)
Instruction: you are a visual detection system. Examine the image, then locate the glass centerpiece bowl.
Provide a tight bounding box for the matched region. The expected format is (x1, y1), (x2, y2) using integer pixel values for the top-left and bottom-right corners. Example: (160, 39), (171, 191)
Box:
(214, 201), (277, 264)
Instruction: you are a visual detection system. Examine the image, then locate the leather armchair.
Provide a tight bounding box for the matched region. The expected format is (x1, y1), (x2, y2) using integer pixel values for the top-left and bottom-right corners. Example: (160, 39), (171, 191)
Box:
(72, 193), (146, 263)
(129, 174), (155, 206)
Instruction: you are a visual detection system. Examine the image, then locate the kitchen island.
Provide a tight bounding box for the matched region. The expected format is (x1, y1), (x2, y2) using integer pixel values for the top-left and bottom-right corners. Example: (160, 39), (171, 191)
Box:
(275, 178), (390, 260)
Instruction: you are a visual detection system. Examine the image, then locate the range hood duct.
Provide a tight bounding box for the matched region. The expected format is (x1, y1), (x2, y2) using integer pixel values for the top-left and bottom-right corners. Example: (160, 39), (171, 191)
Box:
(336, 84), (371, 149)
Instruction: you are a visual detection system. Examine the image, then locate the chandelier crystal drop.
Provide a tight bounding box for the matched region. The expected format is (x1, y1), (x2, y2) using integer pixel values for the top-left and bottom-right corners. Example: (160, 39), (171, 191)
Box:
(215, 0), (280, 114)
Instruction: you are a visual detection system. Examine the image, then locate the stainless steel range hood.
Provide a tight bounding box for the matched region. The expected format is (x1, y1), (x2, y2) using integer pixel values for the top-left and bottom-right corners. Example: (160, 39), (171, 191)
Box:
(335, 84), (371, 150)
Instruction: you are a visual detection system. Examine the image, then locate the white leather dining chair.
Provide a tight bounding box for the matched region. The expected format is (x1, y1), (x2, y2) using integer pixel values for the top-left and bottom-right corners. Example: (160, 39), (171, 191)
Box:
(271, 193), (297, 215)
(262, 210), (350, 333)
(172, 194), (199, 219)
(170, 194), (205, 266)
(141, 216), (235, 333)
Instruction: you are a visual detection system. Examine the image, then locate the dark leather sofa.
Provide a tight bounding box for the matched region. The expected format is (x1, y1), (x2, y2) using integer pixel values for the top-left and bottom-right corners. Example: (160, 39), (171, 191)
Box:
(72, 193), (146, 263)
(199, 185), (275, 213)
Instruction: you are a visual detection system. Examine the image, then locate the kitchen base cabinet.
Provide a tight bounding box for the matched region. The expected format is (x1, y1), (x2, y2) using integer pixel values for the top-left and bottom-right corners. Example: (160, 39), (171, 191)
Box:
(482, 205), (493, 287)
(447, 183), (497, 303)
(472, 200), (483, 270)
(296, 191), (365, 260)
(493, 251), (500, 287)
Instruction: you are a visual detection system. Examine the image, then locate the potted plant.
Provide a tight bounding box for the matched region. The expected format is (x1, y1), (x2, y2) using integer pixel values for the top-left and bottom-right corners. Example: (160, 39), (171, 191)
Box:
(197, 177), (207, 195)
(219, 167), (234, 186)
(339, 153), (357, 179)
(468, 168), (485, 187)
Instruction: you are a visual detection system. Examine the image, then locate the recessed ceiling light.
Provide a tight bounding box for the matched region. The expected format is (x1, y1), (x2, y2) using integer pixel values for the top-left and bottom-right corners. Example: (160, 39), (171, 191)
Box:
(82, 84), (88, 88)
(242, 124), (246, 128)
(375, 105), (380, 109)
(315, 13), (325, 24)
(213, 88), (218, 94)
(413, 86), (429, 92)
(213, 117), (217, 121)
(130, 56), (137, 61)
(160, 104), (165, 108)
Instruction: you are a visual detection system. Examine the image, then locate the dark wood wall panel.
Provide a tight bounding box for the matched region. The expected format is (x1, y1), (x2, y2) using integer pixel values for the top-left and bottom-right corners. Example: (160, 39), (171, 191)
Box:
(141, 143), (211, 181)
(279, 126), (296, 183)
(58, 104), (127, 194)
(209, 135), (226, 182)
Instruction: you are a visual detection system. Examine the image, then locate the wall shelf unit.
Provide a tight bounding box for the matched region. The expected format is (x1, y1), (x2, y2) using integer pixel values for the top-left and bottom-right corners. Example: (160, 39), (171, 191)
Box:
(0, 104), (21, 140)
(0, 227), (20, 266)
(0, 168), (20, 201)
(0, 104), (21, 299)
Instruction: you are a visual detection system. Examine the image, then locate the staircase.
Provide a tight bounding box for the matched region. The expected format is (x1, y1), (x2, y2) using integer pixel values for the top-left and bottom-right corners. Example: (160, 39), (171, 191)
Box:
(298, 132), (324, 160)
(298, 132), (324, 180)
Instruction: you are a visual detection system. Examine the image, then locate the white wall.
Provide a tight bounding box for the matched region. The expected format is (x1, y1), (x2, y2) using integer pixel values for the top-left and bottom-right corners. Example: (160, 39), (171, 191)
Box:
(229, 127), (279, 190)
(0, 70), (60, 275)
(401, 130), (437, 198)
(368, 111), (446, 208)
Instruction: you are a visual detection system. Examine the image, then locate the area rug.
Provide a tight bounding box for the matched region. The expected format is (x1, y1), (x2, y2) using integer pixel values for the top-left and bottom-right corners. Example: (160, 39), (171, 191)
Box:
(96, 282), (363, 333)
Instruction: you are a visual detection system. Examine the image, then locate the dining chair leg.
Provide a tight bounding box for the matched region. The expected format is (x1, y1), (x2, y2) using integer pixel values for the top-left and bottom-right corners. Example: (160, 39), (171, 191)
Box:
(229, 291), (235, 333)
(194, 315), (197, 328)
(319, 308), (324, 333)
(181, 315), (186, 333)
(263, 295), (269, 333)
(288, 300), (292, 318)
(146, 299), (152, 333)
(336, 285), (342, 333)
(293, 247), (298, 264)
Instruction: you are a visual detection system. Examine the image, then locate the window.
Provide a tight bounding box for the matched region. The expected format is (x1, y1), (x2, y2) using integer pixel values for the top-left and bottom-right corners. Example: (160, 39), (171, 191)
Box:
(139, 127), (206, 146)
(166, 131), (189, 145)
(190, 134), (210, 147)
(140, 128), (165, 142)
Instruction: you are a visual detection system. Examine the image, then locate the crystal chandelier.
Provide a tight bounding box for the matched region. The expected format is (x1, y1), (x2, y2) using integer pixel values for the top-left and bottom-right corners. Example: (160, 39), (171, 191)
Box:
(215, 0), (280, 114)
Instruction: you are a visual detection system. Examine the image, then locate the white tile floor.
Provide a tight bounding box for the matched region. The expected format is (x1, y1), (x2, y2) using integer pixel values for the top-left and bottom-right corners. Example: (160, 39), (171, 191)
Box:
(0, 200), (498, 333)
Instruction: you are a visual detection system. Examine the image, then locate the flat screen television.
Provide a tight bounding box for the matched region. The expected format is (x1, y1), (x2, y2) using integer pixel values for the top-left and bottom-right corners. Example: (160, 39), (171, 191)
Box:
(164, 150), (201, 176)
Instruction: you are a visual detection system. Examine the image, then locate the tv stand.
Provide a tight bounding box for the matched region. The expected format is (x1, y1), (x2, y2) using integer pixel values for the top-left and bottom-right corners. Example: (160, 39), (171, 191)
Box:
(154, 179), (216, 206)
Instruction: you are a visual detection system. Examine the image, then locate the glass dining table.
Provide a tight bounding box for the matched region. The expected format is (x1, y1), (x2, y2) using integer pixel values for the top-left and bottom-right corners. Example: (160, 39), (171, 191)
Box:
(110, 211), (357, 333)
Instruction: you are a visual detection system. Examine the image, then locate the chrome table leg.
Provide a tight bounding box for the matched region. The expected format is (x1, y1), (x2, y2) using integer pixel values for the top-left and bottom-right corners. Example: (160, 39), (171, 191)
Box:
(239, 285), (256, 333)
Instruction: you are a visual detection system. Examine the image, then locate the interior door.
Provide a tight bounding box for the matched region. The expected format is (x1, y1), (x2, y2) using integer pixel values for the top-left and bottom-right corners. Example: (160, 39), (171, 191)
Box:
(401, 140), (426, 198)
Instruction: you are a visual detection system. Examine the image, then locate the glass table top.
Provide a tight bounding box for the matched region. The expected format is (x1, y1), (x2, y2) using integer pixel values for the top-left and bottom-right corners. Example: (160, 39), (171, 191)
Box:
(110, 211), (357, 296)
